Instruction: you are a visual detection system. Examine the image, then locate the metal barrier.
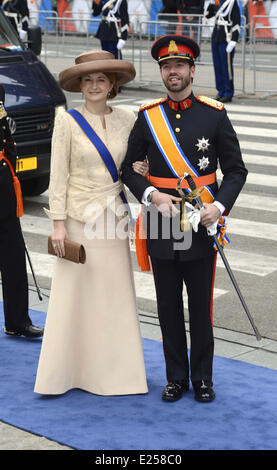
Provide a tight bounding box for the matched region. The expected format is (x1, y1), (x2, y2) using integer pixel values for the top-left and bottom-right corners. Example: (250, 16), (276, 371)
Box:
(29, 9), (58, 31)
(156, 13), (205, 44)
(250, 15), (277, 42)
(136, 19), (247, 94)
(252, 25), (277, 96)
(31, 11), (276, 97)
(42, 17), (102, 66)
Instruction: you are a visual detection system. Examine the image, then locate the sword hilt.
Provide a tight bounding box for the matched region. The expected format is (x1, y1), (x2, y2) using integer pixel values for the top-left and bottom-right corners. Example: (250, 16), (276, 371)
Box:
(184, 172), (197, 191)
(183, 172), (204, 209)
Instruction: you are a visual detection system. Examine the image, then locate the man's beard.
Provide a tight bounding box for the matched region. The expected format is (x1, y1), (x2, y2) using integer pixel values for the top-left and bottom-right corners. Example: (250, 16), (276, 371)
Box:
(163, 74), (192, 93)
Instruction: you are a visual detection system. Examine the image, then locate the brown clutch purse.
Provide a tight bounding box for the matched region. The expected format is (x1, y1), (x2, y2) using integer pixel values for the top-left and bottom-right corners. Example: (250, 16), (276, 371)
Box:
(48, 236), (86, 264)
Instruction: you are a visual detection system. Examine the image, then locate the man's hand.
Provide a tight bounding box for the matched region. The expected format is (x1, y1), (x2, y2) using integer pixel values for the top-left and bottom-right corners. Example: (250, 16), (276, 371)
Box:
(226, 40), (236, 53)
(117, 39), (126, 50)
(151, 190), (182, 217)
(200, 203), (220, 227)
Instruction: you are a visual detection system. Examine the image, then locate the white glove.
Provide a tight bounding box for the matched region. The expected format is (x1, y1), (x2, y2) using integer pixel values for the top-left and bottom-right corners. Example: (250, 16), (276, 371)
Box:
(226, 41), (236, 53)
(186, 203), (218, 236)
(117, 39), (126, 50)
(19, 29), (28, 40)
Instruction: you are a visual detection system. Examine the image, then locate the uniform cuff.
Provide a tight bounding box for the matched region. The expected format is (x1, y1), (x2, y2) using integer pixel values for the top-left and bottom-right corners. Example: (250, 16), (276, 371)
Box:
(212, 201), (225, 215)
(141, 186), (157, 206)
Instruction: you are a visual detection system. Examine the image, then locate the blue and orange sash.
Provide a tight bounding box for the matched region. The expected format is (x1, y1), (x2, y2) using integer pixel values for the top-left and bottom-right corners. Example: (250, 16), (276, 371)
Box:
(136, 104), (229, 271)
(67, 109), (132, 219)
(143, 104), (215, 203)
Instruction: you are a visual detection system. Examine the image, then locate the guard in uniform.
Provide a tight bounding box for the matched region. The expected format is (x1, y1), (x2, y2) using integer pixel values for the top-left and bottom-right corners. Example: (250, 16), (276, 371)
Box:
(92, 0), (129, 59)
(0, 0), (30, 40)
(0, 84), (43, 338)
(121, 35), (247, 402)
(204, 0), (241, 102)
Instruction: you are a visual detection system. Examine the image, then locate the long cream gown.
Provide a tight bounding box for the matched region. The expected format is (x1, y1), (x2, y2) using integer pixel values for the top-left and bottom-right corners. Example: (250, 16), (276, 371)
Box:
(34, 105), (148, 396)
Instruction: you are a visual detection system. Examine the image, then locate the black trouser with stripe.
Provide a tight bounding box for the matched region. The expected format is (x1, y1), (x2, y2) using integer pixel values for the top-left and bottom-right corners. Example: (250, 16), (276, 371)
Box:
(151, 252), (217, 385)
(0, 215), (31, 331)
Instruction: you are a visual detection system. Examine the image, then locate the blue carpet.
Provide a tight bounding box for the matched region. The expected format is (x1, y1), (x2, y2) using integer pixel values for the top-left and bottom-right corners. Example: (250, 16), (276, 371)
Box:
(0, 305), (277, 450)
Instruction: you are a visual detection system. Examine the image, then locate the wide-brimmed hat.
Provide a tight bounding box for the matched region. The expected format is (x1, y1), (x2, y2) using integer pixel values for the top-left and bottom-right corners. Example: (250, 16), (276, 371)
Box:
(59, 50), (136, 92)
(151, 35), (200, 65)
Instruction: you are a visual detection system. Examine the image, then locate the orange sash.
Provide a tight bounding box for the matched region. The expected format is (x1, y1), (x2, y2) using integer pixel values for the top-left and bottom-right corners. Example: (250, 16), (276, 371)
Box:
(146, 173), (216, 190)
(135, 104), (219, 271)
(0, 149), (24, 218)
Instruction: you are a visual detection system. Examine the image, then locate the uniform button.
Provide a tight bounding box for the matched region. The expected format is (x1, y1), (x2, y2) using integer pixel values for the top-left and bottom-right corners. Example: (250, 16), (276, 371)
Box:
(175, 128), (180, 133)
(3, 162), (6, 166)
(3, 138), (6, 143)
(176, 114), (181, 119)
(2, 125), (6, 129)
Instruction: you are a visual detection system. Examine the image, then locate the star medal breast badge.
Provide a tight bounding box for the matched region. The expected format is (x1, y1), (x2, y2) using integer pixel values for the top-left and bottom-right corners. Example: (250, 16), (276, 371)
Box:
(198, 156), (210, 170)
(196, 137), (210, 152)
(196, 137), (210, 170)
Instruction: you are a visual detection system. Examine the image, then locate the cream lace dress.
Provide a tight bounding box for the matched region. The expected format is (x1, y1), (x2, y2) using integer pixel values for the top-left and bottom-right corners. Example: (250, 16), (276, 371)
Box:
(34, 105), (148, 396)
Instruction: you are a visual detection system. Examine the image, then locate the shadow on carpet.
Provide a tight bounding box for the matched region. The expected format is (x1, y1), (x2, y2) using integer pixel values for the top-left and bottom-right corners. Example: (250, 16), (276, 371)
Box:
(0, 306), (276, 450)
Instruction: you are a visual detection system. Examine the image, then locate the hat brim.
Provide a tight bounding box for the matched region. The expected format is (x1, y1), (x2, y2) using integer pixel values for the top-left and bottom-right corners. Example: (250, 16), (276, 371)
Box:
(59, 59), (136, 92)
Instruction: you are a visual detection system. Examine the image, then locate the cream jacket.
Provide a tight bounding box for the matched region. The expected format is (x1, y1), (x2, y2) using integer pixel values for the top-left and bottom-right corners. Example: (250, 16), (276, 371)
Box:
(45, 105), (136, 224)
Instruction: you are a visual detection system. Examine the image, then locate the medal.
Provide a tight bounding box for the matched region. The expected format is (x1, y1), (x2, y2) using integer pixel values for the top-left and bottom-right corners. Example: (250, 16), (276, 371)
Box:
(195, 137), (210, 152)
(197, 156), (210, 171)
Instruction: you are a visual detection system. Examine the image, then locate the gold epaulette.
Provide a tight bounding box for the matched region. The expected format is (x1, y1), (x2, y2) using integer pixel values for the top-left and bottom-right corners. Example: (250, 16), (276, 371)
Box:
(139, 98), (167, 111)
(196, 95), (224, 111)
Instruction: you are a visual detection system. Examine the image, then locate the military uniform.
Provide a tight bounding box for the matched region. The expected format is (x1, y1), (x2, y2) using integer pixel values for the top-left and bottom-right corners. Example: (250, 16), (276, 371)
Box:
(0, 84), (43, 337)
(121, 35), (247, 401)
(205, 0), (241, 101)
(92, 0), (129, 59)
(0, 0), (29, 35)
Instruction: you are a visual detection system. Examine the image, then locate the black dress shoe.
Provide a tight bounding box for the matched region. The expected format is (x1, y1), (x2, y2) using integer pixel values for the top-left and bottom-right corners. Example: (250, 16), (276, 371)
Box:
(193, 380), (215, 403)
(219, 96), (232, 103)
(215, 94), (223, 100)
(4, 324), (44, 338)
(162, 380), (189, 402)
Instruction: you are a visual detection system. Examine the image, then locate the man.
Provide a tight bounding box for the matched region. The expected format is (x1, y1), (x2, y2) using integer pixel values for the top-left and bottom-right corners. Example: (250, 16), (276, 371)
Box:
(121, 35), (247, 402)
(160, 0), (178, 14)
(92, 0), (129, 59)
(0, 0), (30, 40)
(0, 84), (43, 338)
(204, 0), (241, 103)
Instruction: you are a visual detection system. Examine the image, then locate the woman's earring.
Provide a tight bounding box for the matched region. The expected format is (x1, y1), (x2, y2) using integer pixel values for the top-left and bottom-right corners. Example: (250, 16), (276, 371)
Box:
(107, 89), (112, 98)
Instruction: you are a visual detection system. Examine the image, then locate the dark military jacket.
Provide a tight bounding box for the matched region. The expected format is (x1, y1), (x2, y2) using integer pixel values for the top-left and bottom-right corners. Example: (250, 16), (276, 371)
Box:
(0, 84), (17, 220)
(181, 0), (205, 15)
(0, 0), (29, 32)
(161, 0), (204, 15)
(121, 93), (248, 261)
(206, 0), (241, 43)
(92, 0), (129, 42)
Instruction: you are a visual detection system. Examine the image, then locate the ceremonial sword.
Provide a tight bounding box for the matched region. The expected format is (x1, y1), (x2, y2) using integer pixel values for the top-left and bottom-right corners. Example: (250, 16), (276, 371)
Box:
(179, 172), (262, 341)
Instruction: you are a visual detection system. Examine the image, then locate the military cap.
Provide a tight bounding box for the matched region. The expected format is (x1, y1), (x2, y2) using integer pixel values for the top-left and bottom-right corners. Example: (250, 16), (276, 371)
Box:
(151, 35), (200, 65)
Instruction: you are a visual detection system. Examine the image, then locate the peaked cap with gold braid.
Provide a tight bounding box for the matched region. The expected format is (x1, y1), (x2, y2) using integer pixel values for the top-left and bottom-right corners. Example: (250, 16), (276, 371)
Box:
(151, 35), (200, 65)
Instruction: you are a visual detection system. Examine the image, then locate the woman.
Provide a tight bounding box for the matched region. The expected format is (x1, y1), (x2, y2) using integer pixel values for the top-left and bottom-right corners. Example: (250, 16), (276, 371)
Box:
(34, 50), (148, 396)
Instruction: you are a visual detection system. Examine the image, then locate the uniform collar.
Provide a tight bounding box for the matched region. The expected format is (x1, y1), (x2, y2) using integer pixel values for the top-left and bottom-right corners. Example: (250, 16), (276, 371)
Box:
(167, 93), (194, 111)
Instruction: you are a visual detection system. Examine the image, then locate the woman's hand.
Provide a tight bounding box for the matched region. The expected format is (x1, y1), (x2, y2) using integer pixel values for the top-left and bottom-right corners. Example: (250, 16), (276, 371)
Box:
(51, 220), (68, 258)
(132, 159), (149, 176)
